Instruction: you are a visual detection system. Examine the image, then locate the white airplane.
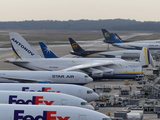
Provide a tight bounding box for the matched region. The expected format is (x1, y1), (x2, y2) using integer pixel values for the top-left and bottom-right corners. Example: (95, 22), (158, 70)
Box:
(0, 104), (111, 120)
(0, 83), (99, 102)
(0, 70), (92, 85)
(5, 32), (155, 80)
(0, 90), (94, 110)
(102, 29), (160, 50)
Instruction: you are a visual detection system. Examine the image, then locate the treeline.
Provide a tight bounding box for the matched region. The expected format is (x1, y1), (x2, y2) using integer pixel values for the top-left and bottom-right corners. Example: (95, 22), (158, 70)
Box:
(0, 19), (160, 31)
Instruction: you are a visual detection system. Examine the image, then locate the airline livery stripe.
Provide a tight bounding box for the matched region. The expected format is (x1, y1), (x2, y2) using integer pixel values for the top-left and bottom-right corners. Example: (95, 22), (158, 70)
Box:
(114, 72), (142, 75)
(11, 45), (21, 59)
(147, 49), (150, 64)
(144, 47), (149, 65)
(84, 52), (106, 57)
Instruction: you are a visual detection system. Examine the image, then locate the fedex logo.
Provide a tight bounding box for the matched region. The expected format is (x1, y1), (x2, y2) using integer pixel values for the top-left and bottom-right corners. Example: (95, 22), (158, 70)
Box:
(22, 87), (61, 93)
(9, 95), (54, 105)
(11, 38), (34, 56)
(14, 110), (70, 120)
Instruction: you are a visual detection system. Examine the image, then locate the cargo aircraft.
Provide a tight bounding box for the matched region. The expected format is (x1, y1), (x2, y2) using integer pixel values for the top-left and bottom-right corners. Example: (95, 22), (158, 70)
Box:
(5, 32), (155, 80)
(102, 29), (160, 43)
(102, 29), (160, 50)
(0, 104), (111, 120)
(0, 90), (94, 110)
(0, 83), (99, 102)
(67, 38), (141, 59)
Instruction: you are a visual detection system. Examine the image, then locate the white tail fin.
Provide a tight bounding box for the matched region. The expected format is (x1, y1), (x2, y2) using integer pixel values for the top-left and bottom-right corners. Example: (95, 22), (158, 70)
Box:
(9, 32), (42, 59)
(140, 47), (155, 68)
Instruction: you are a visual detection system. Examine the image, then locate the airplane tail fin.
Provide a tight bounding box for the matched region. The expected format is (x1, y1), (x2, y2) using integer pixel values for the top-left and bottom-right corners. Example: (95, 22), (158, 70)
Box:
(9, 32), (42, 59)
(69, 38), (84, 52)
(39, 42), (59, 58)
(101, 29), (114, 44)
(140, 47), (155, 68)
(110, 33), (123, 43)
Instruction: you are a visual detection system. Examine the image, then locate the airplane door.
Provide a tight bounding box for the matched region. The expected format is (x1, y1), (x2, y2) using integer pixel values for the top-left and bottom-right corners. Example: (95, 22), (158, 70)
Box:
(61, 99), (68, 105)
(78, 90), (82, 98)
(78, 115), (86, 120)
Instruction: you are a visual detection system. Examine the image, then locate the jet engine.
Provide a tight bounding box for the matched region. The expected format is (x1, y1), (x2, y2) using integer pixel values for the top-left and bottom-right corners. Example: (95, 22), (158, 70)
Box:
(102, 68), (114, 76)
(91, 70), (103, 78)
(84, 68), (103, 78)
(96, 67), (114, 76)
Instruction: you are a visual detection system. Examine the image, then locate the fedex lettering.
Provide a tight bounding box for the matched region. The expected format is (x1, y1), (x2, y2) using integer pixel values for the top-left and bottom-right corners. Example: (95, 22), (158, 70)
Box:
(22, 87), (61, 93)
(11, 38), (34, 56)
(9, 95), (54, 105)
(14, 110), (70, 120)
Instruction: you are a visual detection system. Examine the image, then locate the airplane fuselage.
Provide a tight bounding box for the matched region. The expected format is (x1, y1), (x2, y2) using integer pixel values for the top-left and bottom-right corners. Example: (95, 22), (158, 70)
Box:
(6, 58), (143, 79)
(0, 71), (92, 85)
(71, 50), (141, 59)
(0, 83), (99, 102)
(113, 43), (160, 50)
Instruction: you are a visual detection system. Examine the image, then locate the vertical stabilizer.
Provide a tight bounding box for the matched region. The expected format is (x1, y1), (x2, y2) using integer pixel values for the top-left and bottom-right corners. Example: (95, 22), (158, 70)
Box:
(9, 32), (42, 59)
(68, 38), (84, 52)
(39, 42), (59, 58)
(140, 47), (155, 68)
(110, 33), (123, 43)
(101, 29), (113, 44)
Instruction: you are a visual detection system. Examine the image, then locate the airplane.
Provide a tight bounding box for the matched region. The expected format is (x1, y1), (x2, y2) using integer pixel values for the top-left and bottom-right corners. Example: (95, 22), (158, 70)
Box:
(102, 29), (160, 50)
(5, 32), (155, 80)
(0, 70), (92, 85)
(0, 90), (94, 110)
(0, 104), (111, 120)
(67, 38), (141, 59)
(0, 83), (99, 102)
(102, 29), (160, 43)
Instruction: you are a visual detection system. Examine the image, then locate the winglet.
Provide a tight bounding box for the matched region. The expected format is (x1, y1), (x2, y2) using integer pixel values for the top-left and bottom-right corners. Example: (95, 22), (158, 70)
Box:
(39, 42), (59, 58)
(140, 47), (155, 68)
(68, 38), (84, 52)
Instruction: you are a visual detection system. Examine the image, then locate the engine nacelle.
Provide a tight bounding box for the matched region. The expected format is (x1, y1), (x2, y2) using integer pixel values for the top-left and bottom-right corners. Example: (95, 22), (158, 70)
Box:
(91, 70), (103, 78)
(103, 68), (114, 76)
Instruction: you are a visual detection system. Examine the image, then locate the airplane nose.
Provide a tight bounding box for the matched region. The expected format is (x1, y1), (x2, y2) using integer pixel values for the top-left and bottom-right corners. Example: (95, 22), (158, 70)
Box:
(90, 92), (99, 102)
(88, 77), (93, 83)
(87, 105), (94, 110)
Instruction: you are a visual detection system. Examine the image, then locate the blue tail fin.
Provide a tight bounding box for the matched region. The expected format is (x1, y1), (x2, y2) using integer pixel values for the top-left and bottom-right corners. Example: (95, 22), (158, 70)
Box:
(39, 42), (59, 58)
(110, 33), (123, 43)
(101, 29), (113, 44)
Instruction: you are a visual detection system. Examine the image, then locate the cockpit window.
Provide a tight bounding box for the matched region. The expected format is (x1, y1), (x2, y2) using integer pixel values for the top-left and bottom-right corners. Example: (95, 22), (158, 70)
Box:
(102, 118), (111, 120)
(87, 90), (93, 94)
(81, 102), (88, 105)
(84, 75), (88, 78)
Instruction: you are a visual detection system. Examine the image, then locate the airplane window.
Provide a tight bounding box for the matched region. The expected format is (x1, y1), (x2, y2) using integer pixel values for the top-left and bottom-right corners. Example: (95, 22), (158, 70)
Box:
(84, 75), (88, 78)
(81, 102), (88, 105)
(87, 90), (93, 94)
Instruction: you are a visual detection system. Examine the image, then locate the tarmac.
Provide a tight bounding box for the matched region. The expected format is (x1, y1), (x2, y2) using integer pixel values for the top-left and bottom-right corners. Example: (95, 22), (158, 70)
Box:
(0, 32), (159, 119)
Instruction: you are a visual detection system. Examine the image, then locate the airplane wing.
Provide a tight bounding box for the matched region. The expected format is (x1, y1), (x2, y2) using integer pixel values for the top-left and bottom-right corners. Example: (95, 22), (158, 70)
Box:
(0, 76), (51, 83)
(4, 58), (29, 63)
(62, 61), (114, 71)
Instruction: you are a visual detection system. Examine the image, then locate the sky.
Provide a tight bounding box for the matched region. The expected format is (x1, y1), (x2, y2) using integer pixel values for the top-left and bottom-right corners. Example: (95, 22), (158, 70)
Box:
(1, 0), (160, 22)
